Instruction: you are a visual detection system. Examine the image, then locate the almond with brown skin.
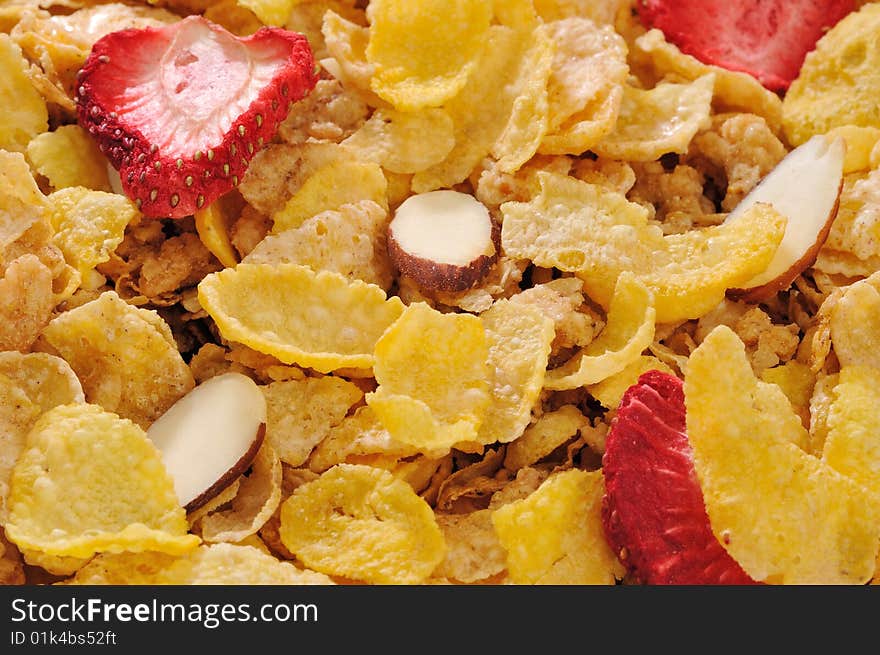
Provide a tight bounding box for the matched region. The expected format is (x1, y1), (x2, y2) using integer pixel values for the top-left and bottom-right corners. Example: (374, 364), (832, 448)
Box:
(387, 190), (498, 292)
(726, 135), (845, 303)
(146, 372), (267, 511)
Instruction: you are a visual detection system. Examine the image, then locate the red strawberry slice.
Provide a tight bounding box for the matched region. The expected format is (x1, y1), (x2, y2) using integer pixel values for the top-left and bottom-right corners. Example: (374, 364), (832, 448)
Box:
(638, 0), (855, 92)
(76, 16), (317, 218)
(601, 370), (758, 585)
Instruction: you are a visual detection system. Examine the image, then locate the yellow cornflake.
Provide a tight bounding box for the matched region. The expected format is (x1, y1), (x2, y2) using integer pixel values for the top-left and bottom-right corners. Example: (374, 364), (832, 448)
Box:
(320, 10), (382, 105)
(588, 355), (675, 411)
(0, 254), (55, 353)
(36, 291), (194, 429)
(593, 75), (715, 161)
(824, 126), (880, 174)
(477, 299), (554, 445)
(492, 469), (623, 584)
(829, 274), (880, 369)
(26, 125), (111, 192)
(5, 404), (199, 562)
(503, 405), (588, 471)
(279, 464), (445, 584)
(0, 351), (83, 413)
(816, 170), (880, 278)
(366, 302), (491, 455)
(237, 0), (295, 26)
(0, 35), (48, 153)
(412, 24), (553, 191)
(198, 263), (405, 373)
(545, 273), (655, 390)
(823, 366), (880, 499)
(533, 0), (626, 25)
(262, 376), (364, 467)
(0, 376), (39, 523)
(759, 360), (815, 425)
(501, 172), (785, 322)
(1, 150), (48, 251)
(538, 85), (622, 156)
(0, 355), (85, 526)
(783, 4), (880, 146)
(194, 202), (238, 269)
(366, 0), (493, 111)
(490, 24), (554, 174)
(48, 187), (138, 279)
(341, 107), (455, 174)
(685, 326), (880, 584)
(66, 544), (333, 585)
(542, 17), (628, 138)
(271, 159), (387, 233)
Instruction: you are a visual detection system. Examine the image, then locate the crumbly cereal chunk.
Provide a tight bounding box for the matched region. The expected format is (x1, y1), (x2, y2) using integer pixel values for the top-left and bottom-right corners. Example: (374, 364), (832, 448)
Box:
(262, 376), (363, 467)
(245, 200), (393, 290)
(511, 277), (602, 354)
(278, 76), (369, 145)
(732, 307), (800, 375)
(686, 113), (787, 211)
(628, 161), (717, 233)
(815, 170), (880, 277)
(137, 233), (221, 300)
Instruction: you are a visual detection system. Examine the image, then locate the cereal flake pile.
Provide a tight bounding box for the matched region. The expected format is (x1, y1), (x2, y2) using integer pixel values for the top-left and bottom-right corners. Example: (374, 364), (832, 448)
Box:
(2, 0), (880, 585)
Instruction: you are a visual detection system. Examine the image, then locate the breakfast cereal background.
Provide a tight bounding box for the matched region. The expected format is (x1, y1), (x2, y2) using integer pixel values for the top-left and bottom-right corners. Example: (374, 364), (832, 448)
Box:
(1, 0), (880, 586)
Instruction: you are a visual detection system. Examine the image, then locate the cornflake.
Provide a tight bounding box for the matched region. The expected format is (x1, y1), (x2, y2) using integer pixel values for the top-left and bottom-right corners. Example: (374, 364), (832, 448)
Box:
(279, 464), (445, 584)
(492, 469), (623, 585)
(5, 404), (199, 567)
(366, 0), (493, 111)
(198, 263), (404, 373)
(0, 35), (48, 153)
(685, 327), (880, 584)
(37, 291), (194, 428)
(501, 172), (785, 322)
(26, 125), (111, 192)
(261, 375), (364, 467)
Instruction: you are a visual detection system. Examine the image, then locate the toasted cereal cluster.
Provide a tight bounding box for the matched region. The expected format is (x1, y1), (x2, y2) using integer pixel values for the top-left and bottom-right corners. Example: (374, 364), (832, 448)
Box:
(2, 0), (880, 586)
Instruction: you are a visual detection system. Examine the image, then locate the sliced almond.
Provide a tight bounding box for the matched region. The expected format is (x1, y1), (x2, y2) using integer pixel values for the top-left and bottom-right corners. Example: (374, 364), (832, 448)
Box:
(147, 372), (267, 511)
(388, 190), (498, 292)
(726, 135), (845, 302)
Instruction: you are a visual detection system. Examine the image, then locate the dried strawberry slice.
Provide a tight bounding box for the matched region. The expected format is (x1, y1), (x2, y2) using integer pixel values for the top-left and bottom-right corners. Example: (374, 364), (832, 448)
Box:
(77, 15), (316, 218)
(638, 0), (855, 92)
(601, 370), (758, 585)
